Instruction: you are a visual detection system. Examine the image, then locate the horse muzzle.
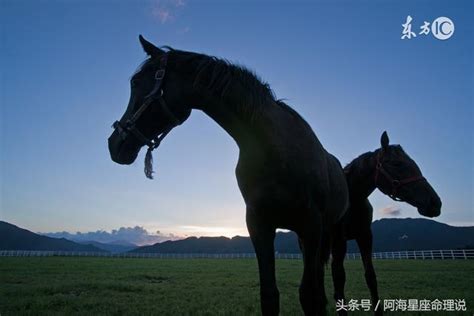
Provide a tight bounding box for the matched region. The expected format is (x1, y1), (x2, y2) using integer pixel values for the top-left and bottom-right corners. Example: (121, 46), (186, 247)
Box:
(417, 195), (442, 218)
(108, 130), (141, 165)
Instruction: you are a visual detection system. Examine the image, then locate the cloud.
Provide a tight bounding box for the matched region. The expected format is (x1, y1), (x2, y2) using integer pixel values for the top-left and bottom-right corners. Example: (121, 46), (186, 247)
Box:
(380, 205), (402, 217)
(43, 226), (179, 246)
(177, 225), (248, 237)
(177, 26), (190, 34)
(151, 0), (186, 24)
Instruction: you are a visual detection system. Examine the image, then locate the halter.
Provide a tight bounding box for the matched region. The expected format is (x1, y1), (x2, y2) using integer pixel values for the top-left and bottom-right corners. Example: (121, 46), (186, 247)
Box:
(112, 53), (184, 179)
(374, 150), (426, 201)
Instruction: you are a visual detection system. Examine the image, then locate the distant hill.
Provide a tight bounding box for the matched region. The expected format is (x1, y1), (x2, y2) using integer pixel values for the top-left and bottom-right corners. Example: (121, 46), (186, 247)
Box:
(77, 240), (137, 253)
(0, 221), (106, 252)
(132, 218), (474, 254)
(369, 218), (474, 252)
(133, 236), (254, 253)
(42, 230), (148, 250)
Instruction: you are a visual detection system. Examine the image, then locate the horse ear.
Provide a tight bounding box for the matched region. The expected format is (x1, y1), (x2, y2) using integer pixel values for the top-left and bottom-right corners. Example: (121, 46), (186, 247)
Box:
(381, 131), (390, 150)
(139, 35), (163, 57)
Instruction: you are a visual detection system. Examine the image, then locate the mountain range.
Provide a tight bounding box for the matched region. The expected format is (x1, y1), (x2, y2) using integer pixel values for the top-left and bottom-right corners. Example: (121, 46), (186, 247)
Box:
(74, 240), (137, 253)
(0, 221), (105, 252)
(132, 218), (473, 253)
(1, 218), (473, 253)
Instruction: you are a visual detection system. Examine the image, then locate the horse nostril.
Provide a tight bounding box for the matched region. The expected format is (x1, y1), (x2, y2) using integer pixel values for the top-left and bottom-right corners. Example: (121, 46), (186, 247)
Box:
(429, 196), (442, 217)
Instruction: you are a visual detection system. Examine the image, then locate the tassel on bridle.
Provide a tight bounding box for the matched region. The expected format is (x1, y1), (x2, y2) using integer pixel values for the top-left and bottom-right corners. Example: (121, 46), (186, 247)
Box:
(143, 127), (173, 180)
(144, 147), (155, 179)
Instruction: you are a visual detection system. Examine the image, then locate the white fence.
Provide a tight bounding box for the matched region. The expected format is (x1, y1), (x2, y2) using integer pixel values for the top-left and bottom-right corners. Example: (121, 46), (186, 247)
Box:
(0, 249), (472, 260)
(344, 249), (474, 260)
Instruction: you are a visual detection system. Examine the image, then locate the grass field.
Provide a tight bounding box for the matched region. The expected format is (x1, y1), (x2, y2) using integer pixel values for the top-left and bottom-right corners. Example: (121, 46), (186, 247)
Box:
(0, 257), (472, 315)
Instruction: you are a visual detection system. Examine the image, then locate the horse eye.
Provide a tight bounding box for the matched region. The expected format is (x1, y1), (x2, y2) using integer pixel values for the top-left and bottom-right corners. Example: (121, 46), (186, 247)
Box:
(131, 78), (138, 87)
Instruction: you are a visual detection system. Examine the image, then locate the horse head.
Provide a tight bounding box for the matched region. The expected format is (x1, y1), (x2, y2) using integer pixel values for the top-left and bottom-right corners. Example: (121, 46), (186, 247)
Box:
(108, 36), (195, 177)
(375, 131), (442, 218)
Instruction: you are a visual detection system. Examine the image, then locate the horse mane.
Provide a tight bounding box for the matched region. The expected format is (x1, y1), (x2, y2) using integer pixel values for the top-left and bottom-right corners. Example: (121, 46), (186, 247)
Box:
(166, 48), (278, 118)
(344, 145), (407, 174)
(344, 151), (376, 175)
(138, 47), (312, 124)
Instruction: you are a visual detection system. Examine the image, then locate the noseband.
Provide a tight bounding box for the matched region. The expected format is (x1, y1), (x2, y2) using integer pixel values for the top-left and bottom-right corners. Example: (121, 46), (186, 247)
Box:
(112, 53), (184, 179)
(374, 150), (426, 201)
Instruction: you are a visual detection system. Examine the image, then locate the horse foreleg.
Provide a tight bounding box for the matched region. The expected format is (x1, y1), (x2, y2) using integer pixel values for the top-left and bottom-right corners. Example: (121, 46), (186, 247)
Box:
(246, 209), (279, 316)
(356, 232), (382, 315)
(331, 234), (347, 316)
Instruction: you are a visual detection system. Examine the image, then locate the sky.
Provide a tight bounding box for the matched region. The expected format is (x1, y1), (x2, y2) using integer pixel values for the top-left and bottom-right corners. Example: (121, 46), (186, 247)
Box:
(1, 0), (473, 241)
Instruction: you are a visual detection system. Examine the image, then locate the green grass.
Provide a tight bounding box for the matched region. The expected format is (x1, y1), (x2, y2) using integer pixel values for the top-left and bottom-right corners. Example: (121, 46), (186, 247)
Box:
(0, 257), (472, 315)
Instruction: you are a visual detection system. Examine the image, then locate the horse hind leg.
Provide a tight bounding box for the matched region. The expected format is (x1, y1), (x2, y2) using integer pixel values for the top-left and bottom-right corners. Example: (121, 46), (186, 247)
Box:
(356, 232), (382, 315)
(331, 232), (348, 316)
(246, 208), (279, 316)
(298, 227), (328, 316)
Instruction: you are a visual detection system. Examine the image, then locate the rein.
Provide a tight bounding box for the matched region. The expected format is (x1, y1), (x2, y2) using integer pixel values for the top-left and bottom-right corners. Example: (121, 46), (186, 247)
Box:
(374, 150), (426, 201)
(112, 53), (184, 179)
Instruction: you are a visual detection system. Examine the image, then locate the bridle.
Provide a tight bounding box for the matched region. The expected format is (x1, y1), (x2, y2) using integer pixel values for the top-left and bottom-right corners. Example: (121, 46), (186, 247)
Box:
(112, 53), (183, 150)
(112, 53), (185, 179)
(374, 150), (426, 201)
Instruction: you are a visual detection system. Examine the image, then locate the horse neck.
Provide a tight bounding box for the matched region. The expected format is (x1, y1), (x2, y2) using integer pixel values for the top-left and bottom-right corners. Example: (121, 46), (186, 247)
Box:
(345, 150), (379, 201)
(192, 86), (275, 151)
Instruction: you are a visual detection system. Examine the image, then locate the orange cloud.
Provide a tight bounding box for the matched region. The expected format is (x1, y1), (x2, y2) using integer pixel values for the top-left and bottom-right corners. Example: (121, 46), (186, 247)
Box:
(380, 205), (402, 217)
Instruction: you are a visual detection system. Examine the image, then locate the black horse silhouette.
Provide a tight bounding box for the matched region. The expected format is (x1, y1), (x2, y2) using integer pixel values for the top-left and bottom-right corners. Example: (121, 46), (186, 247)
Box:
(108, 36), (349, 315)
(331, 131), (442, 315)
